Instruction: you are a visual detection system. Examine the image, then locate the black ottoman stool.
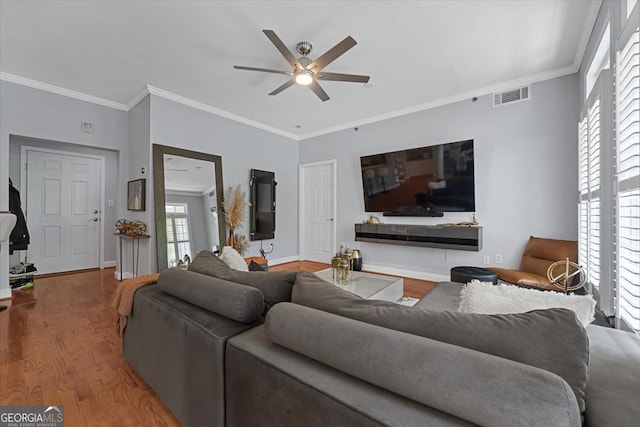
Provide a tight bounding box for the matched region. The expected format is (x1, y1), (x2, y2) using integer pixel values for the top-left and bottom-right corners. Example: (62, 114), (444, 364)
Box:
(450, 266), (498, 285)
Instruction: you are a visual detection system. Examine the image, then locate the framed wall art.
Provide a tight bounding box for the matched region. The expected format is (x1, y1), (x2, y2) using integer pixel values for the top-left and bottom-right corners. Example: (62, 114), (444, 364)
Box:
(128, 179), (146, 211)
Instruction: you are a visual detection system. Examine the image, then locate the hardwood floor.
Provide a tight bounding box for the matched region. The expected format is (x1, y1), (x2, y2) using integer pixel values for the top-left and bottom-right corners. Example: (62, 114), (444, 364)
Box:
(0, 269), (180, 426)
(0, 262), (436, 425)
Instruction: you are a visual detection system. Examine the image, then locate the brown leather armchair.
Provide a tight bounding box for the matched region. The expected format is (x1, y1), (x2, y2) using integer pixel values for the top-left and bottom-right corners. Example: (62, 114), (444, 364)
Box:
(489, 236), (578, 291)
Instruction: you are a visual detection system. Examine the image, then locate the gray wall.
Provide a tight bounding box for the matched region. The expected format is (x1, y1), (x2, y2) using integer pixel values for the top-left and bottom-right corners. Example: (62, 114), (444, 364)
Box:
(0, 80), (129, 297)
(0, 70), (580, 287)
(126, 96), (153, 276)
(149, 95), (299, 262)
(299, 74), (579, 280)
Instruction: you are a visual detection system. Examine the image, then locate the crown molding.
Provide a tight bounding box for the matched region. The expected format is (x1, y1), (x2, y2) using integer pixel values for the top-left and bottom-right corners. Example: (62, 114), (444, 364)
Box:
(3, 61), (580, 143)
(297, 64), (578, 140)
(0, 72), (129, 111)
(126, 86), (152, 110)
(144, 85), (300, 141)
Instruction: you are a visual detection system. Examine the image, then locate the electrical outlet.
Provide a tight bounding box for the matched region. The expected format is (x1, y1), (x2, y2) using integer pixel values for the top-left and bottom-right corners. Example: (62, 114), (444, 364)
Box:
(495, 254), (503, 264)
(483, 255), (491, 265)
(81, 122), (93, 133)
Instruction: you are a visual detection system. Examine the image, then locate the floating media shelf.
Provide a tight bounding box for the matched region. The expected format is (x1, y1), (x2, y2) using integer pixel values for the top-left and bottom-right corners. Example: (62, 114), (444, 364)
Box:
(354, 223), (482, 252)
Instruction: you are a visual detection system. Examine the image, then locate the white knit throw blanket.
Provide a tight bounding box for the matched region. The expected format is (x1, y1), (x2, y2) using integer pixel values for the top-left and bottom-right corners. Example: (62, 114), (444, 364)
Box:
(458, 280), (596, 327)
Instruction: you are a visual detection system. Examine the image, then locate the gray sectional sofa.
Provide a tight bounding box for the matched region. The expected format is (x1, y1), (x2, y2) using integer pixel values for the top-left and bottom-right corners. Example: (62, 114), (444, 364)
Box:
(122, 250), (640, 426)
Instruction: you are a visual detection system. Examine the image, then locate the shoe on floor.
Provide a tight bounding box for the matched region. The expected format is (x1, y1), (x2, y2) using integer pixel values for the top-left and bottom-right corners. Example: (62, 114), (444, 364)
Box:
(9, 263), (37, 274)
(11, 278), (34, 290)
(16, 281), (34, 290)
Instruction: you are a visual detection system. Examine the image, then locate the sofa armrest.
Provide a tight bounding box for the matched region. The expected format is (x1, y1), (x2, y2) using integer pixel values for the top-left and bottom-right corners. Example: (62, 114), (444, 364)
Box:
(584, 325), (640, 426)
(266, 303), (581, 427)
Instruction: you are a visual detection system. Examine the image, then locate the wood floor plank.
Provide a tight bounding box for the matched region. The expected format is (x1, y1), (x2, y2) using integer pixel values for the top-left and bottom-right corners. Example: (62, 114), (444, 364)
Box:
(0, 269), (181, 426)
(0, 261), (438, 425)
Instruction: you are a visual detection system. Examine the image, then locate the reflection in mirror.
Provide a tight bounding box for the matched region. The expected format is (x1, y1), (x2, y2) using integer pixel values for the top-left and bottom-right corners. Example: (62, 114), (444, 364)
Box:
(153, 144), (225, 271)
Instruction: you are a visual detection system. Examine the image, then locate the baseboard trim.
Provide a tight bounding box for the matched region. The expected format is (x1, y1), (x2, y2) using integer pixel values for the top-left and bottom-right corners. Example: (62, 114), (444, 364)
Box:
(268, 255), (300, 266)
(362, 264), (449, 283)
(103, 260), (116, 268)
(114, 271), (133, 280)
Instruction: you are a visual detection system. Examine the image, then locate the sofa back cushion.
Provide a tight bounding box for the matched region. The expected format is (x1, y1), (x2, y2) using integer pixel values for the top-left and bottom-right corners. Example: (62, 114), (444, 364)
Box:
(158, 268), (264, 323)
(292, 271), (590, 412)
(265, 303), (582, 427)
(188, 250), (296, 313)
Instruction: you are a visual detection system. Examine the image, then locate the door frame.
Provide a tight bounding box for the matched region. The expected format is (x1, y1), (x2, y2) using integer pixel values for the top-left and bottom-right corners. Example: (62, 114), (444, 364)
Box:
(298, 159), (337, 261)
(20, 145), (106, 270)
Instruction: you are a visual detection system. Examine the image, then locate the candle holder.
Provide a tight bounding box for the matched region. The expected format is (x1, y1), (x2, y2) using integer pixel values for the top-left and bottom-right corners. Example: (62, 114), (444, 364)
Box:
(331, 257), (342, 280)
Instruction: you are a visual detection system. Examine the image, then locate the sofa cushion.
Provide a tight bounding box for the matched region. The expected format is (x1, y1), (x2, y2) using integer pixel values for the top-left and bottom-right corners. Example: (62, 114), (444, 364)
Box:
(219, 246), (249, 271)
(158, 268), (264, 323)
(265, 303), (581, 427)
(292, 270), (590, 412)
(189, 250), (296, 312)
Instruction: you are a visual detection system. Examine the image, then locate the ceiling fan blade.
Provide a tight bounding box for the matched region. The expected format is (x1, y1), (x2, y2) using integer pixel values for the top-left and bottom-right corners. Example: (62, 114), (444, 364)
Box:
(308, 36), (357, 72)
(234, 65), (293, 76)
(268, 79), (295, 96)
(263, 29), (303, 70)
(316, 72), (370, 83)
(309, 80), (330, 102)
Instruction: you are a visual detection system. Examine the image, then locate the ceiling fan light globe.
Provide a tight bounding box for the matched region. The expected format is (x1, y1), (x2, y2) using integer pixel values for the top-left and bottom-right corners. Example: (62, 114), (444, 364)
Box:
(295, 71), (313, 86)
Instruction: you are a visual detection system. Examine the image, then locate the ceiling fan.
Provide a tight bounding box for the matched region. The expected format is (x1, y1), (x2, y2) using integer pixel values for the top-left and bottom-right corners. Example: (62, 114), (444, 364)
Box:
(234, 30), (370, 102)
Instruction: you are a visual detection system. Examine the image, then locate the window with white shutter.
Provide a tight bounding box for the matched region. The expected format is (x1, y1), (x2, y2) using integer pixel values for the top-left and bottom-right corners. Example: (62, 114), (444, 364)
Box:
(579, 86), (608, 294)
(615, 21), (639, 332)
(165, 203), (193, 267)
(578, 119), (590, 273)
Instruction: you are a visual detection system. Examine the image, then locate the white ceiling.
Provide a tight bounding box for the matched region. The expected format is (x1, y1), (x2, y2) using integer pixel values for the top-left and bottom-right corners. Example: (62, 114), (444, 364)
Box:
(163, 155), (215, 194)
(0, 1), (600, 140)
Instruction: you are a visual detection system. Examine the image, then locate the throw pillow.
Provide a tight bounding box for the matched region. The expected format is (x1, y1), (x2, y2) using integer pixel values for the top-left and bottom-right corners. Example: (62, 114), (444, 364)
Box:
(189, 250), (296, 313)
(458, 280), (596, 327)
(219, 246), (249, 271)
(292, 270), (590, 412)
(158, 268), (264, 323)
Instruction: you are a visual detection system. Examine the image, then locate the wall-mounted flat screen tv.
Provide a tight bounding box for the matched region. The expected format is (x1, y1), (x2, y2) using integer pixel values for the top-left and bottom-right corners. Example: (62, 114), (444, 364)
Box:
(360, 139), (475, 215)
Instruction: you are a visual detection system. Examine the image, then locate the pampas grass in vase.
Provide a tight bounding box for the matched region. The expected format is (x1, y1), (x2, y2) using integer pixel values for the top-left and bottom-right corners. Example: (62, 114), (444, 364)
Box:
(223, 185), (248, 254)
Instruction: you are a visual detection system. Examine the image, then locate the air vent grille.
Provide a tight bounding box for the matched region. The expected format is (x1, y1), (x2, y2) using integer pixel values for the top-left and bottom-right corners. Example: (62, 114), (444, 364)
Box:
(493, 86), (530, 107)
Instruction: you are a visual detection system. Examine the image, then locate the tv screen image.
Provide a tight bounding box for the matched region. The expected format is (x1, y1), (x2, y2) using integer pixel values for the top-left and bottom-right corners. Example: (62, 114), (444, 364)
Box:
(360, 139), (475, 215)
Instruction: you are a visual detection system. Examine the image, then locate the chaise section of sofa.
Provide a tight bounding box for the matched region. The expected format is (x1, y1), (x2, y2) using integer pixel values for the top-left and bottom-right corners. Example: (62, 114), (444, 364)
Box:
(226, 303), (582, 427)
(123, 269), (264, 427)
(226, 324), (476, 427)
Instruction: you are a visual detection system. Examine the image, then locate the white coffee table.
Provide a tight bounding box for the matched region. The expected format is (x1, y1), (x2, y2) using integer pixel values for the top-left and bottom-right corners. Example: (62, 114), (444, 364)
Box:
(314, 268), (404, 302)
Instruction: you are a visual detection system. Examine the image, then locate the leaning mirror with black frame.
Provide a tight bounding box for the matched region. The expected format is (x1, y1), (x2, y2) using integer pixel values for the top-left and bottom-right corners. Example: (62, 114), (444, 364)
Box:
(249, 169), (276, 241)
(152, 144), (225, 271)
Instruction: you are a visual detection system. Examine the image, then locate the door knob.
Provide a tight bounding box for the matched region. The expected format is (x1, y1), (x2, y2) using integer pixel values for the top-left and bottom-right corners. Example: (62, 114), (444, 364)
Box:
(327, 218), (334, 221)
(93, 210), (99, 214)
(89, 217), (99, 222)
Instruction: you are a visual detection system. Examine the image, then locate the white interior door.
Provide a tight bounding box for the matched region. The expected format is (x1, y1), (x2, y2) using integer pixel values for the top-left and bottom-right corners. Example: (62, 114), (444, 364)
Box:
(26, 150), (101, 274)
(300, 160), (336, 263)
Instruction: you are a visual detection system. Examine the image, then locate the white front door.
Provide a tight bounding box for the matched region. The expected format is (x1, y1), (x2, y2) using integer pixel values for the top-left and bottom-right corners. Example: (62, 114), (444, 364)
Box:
(300, 161), (336, 263)
(26, 150), (102, 274)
